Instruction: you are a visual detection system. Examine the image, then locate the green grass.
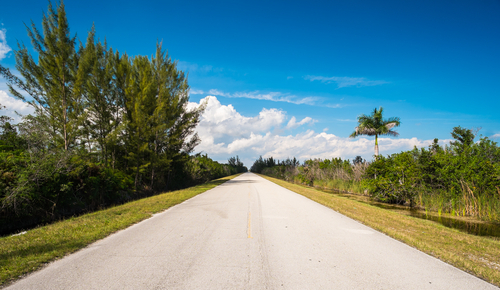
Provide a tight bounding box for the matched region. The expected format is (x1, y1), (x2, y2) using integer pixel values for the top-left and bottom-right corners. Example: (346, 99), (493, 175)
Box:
(260, 174), (500, 287)
(0, 174), (240, 287)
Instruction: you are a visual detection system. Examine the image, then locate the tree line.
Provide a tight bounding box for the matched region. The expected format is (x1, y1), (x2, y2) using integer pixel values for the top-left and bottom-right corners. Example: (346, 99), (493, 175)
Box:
(0, 2), (246, 235)
(251, 127), (500, 222)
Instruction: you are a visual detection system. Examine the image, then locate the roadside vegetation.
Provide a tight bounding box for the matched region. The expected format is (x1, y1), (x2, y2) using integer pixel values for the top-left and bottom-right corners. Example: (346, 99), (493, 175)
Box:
(260, 175), (500, 287)
(251, 126), (500, 222)
(0, 2), (247, 236)
(0, 174), (240, 287)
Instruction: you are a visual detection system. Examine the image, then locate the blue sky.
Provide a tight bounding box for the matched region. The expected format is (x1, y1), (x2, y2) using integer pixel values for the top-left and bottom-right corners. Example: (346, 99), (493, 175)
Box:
(1, 0), (499, 166)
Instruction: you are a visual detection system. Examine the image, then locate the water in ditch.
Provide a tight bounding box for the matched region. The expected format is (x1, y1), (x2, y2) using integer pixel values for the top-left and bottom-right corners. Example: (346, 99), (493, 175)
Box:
(319, 188), (500, 239)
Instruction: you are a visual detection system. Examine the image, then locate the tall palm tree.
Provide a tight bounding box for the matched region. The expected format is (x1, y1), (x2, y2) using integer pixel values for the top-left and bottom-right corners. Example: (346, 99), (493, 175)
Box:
(349, 107), (401, 156)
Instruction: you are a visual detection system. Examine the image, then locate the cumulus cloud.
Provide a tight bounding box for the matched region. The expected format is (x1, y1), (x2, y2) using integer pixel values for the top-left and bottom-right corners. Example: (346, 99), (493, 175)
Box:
(226, 132), (440, 162)
(187, 96), (286, 150)
(187, 97), (319, 155)
(189, 96), (448, 166)
(492, 133), (500, 139)
(305, 75), (389, 88)
(0, 90), (35, 123)
(0, 28), (12, 60)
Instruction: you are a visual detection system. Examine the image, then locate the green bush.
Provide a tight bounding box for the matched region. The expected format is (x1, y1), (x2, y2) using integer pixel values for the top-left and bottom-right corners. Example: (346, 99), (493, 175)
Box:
(362, 129), (500, 221)
(363, 151), (421, 205)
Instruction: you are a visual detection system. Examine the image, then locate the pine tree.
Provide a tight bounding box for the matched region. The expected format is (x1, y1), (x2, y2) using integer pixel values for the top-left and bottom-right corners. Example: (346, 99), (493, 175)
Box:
(76, 26), (115, 163)
(148, 42), (204, 189)
(126, 55), (157, 189)
(108, 51), (131, 170)
(4, 2), (85, 151)
(149, 44), (171, 188)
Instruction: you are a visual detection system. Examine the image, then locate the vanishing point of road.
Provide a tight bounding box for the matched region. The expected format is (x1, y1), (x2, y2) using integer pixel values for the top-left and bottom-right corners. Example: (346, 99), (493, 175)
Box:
(7, 173), (498, 289)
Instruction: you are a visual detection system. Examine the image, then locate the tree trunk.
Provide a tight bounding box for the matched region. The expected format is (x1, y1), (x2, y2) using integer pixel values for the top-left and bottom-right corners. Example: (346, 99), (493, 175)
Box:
(374, 135), (379, 156)
(150, 168), (155, 189)
(62, 75), (68, 151)
(112, 149), (115, 170)
(150, 131), (158, 189)
(134, 157), (140, 191)
(134, 140), (141, 190)
(88, 133), (92, 154)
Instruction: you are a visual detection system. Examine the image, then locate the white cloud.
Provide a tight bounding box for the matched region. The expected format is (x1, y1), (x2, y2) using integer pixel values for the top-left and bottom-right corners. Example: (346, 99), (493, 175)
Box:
(189, 96), (449, 167)
(0, 90), (35, 123)
(0, 28), (12, 60)
(191, 88), (337, 107)
(189, 96), (285, 145)
(207, 89), (231, 98)
(231, 90), (319, 105)
(285, 116), (315, 130)
(177, 61), (216, 73)
(189, 89), (205, 95)
(305, 75), (389, 88)
(492, 133), (500, 139)
(325, 103), (343, 108)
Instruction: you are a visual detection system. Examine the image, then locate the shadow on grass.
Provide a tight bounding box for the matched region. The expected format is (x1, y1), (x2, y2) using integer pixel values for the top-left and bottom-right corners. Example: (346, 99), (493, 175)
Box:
(0, 239), (85, 267)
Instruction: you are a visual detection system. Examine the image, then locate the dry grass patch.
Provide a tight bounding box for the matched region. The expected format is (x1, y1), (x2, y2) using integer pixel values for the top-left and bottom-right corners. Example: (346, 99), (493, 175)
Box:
(0, 174), (240, 287)
(261, 175), (500, 287)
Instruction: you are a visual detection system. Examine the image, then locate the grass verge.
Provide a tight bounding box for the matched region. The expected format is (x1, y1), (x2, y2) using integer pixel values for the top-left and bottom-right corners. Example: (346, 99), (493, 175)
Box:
(260, 174), (500, 287)
(0, 174), (240, 287)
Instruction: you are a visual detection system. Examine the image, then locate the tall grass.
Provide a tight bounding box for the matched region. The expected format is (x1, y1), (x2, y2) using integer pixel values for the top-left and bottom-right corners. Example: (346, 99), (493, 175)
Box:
(262, 159), (367, 195)
(418, 181), (500, 222)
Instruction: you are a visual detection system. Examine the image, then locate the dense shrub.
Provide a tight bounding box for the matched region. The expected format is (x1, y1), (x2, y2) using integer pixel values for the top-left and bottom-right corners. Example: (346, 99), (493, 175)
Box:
(363, 150), (422, 205)
(0, 140), (245, 235)
(363, 130), (500, 212)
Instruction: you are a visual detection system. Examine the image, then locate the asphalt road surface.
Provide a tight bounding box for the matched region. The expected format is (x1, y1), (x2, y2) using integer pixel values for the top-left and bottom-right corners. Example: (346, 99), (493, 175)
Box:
(7, 173), (498, 289)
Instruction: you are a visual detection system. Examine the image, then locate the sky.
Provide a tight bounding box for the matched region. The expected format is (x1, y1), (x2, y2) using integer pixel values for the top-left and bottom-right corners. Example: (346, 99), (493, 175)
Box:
(1, 0), (499, 167)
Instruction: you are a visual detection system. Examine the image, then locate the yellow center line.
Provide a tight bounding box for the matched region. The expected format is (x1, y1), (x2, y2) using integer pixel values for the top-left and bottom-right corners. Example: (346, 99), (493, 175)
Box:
(247, 211), (253, 239)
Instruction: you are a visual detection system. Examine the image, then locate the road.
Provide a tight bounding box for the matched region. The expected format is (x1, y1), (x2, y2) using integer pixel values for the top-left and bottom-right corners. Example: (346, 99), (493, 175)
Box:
(7, 173), (497, 289)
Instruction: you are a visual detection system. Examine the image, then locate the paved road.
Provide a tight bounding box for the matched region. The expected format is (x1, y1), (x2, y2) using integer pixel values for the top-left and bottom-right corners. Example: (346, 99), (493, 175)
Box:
(7, 173), (497, 289)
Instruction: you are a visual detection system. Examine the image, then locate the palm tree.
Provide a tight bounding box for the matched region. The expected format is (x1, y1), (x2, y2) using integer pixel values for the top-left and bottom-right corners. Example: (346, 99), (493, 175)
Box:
(349, 107), (401, 156)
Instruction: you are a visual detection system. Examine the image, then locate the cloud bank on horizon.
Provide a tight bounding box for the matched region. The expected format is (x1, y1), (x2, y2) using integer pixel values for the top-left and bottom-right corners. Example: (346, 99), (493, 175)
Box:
(187, 96), (450, 166)
(0, 89), (489, 168)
